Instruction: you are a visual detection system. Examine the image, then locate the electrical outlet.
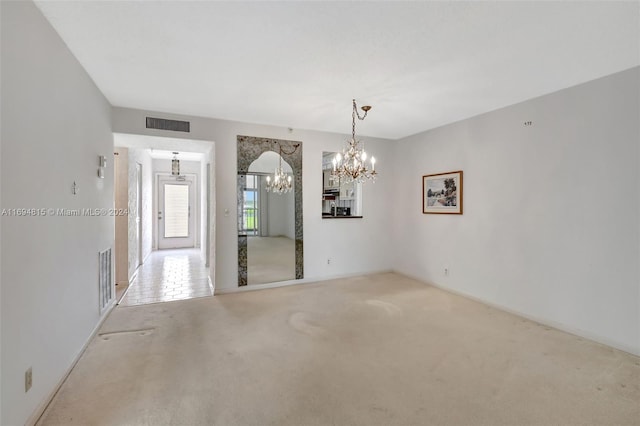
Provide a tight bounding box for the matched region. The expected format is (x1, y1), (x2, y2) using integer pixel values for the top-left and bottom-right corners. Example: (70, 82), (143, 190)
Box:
(327, 258), (331, 265)
(25, 367), (32, 393)
(444, 268), (449, 276)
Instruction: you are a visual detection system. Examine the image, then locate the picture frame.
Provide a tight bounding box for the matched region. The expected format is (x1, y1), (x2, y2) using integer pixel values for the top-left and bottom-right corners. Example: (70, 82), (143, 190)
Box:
(422, 170), (463, 214)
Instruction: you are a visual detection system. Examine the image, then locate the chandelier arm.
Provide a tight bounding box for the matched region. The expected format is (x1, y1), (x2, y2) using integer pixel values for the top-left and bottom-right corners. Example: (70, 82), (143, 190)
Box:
(353, 99), (369, 121)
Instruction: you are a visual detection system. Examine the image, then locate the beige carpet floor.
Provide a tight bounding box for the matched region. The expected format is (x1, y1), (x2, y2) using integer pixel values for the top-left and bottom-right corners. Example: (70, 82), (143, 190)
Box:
(38, 273), (639, 426)
(247, 236), (295, 284)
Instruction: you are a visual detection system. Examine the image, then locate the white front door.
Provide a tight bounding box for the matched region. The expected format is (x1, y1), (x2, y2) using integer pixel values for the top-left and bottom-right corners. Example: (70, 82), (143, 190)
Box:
(158, 176), (195, 249)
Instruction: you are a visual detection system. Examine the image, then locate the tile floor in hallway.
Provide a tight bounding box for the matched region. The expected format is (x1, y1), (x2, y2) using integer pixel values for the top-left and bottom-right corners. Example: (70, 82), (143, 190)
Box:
(119, 248), (212, 306)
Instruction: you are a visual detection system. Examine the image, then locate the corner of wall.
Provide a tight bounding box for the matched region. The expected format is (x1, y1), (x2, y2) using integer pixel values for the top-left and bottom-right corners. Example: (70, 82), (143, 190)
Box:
(391, 67), (640, 355)
(1, 2), (115, 424)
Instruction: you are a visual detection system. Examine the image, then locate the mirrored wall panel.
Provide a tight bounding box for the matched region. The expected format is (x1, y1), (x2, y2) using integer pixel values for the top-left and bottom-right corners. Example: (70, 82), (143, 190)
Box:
(237, 136), (303, 286)
(241, 152), (295, 284)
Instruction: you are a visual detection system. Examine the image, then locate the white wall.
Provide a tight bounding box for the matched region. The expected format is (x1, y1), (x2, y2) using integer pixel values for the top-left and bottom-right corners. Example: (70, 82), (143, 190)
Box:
(114, 147), (129, 285)
(152, 159), (202, 249)
(0, 2), (115, 425)
(127, 148), (153, 278)
(112, 108), (395, 291)
(267, 189), (295, 239)
(200, 151), (214, 265)
(259, 182), (269, 236)
(392, 67), (640, 355)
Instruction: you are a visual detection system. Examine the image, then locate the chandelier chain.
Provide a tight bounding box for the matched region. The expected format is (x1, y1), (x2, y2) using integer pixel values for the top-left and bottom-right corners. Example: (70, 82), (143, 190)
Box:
(352, 99), (368, 141)
(332, 99), (377, 184)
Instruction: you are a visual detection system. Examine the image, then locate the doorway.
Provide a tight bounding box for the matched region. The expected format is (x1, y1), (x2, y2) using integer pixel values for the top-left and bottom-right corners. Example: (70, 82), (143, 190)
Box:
(113, 133), (216, 305)
(158, 175), (195, 250)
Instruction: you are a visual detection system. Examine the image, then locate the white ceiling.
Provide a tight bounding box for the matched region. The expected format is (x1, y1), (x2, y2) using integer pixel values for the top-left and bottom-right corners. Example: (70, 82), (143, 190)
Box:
(36, 1), (639, 140)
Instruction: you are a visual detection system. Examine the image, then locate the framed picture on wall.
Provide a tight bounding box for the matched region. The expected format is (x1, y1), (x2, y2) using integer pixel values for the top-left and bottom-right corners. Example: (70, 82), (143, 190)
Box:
(423, 170), (463, 214)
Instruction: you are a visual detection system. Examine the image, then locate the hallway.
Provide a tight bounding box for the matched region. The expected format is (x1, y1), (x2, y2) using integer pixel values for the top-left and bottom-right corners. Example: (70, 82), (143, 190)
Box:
(119, 248), (212, 306)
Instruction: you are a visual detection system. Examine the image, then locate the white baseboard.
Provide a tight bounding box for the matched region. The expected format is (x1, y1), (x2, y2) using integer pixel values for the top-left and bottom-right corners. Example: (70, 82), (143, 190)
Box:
(214, 269), (393, 295)
(208, 275), (214, 293)
(27, 299), (117, 426)
(128, 266), (140, 284)
(396, 270), (640, 357)
(125, 251), (152, 286)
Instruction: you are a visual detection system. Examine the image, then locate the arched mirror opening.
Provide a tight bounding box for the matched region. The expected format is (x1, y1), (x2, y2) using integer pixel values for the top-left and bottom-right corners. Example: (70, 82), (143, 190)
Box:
(242, 152), (295, 284)
(322, 151), (363, 218)
(237, 136), (303, 286)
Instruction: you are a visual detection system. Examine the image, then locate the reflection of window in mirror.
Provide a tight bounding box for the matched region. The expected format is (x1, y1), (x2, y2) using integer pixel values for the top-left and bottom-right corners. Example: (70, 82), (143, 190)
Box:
(322, 151), (362, 218)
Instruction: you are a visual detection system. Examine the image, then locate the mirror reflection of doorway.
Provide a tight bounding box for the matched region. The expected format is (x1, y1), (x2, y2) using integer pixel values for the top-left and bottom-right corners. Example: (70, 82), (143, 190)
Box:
(245, 151), (295, 284)
(158, 176), (195, 249)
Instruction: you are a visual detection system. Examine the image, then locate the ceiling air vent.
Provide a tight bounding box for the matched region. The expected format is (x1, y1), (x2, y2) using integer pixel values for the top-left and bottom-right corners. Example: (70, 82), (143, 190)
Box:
(146, 117), (190, 133)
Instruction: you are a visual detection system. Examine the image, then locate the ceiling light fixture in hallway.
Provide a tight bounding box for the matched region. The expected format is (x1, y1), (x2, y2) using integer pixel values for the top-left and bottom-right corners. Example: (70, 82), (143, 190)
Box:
(171, 151), (180, 176)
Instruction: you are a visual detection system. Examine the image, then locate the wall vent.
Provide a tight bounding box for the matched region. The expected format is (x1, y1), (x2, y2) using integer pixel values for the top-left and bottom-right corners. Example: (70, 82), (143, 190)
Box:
(99, 248), (113, 313)
(146, 117), (190, 132)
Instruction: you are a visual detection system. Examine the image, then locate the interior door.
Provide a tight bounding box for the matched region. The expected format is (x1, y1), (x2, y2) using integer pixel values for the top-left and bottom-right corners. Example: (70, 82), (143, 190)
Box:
(158, 176), (195, 249)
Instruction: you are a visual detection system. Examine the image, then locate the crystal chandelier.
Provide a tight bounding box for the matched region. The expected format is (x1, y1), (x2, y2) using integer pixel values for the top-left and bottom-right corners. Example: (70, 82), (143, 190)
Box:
(332, 99), (377, 183)
(266, 145), (294, 194)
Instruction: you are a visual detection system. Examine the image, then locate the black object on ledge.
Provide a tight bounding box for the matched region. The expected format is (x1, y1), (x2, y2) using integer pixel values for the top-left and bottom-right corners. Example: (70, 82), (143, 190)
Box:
(322, 215), (363, 219)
